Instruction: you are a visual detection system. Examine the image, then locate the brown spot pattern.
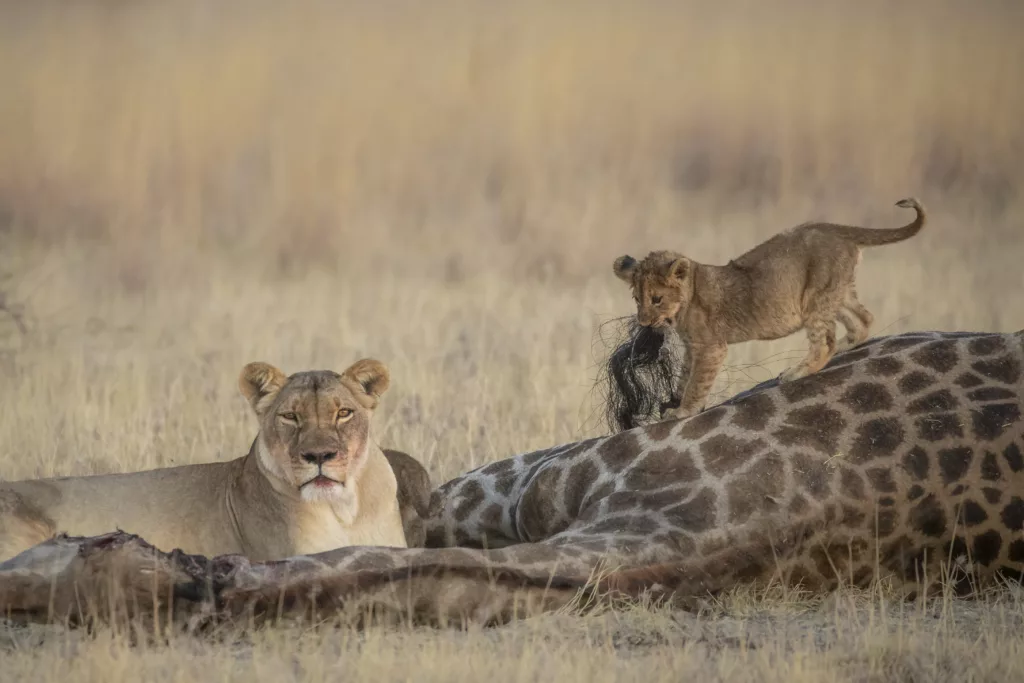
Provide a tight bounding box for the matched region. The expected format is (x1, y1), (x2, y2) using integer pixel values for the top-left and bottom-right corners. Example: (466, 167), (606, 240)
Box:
(517, 467), (564, 541)
(778, 366), (855, 403)
(849, 417), (905, 463)
(907, 389), (958, 414)
(968, 335), (1006, 356)
(597, 431), (642, 473)
(968, 387), (1018, 401)
(624, 447), (701, 490)
(725, 452), (786, 524)
(971, 356), (1021, 384)
(865, 356), (904, 377)
(774, 403), (847, 454)
(730, 392), (777, 431)
(453, 480), (487, 522)
(839, 468), (867, 500)
(937, 447), (973, 484)
(909, 494), (947, 537)
(982, 487), (1003, 505)
(973, 530), (1002, 566)
(971, 403), (1021, 441)
(898, 371), (937, 395)
(662, 487), (718, 532)
(678, 406), (726, 439)
(699, 435), (767, 477)
(915, 413), (965, 442)
(563, 460), (600, 517)
(792, 452), (832, 500)
(910, 340), (960, 373)
(866, 467), (898, 493)
(839, 382), (894, 413)
(1004, 444), (1024, 472)
(954, 373), (985, 389)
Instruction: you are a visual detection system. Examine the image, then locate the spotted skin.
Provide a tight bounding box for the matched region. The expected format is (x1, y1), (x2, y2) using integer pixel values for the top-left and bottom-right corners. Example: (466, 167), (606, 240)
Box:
(416, 329), (1024, 605)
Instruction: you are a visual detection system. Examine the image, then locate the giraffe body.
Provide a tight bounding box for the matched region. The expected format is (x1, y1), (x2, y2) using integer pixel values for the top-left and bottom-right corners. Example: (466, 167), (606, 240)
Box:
(2, 329), (1022, 628)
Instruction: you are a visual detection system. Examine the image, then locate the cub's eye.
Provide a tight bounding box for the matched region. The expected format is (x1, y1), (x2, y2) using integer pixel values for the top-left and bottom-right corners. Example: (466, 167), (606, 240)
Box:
(336, 408), (354, 422)
(279, 412), (299, 423)
(651, 295), (662, 305)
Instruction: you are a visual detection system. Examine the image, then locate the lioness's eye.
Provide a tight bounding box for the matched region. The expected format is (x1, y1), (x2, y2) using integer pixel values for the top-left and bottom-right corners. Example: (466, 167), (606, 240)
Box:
(336, 408), (353, 421)
(280, 412), (298, 422)
(651, 295), (662, 305)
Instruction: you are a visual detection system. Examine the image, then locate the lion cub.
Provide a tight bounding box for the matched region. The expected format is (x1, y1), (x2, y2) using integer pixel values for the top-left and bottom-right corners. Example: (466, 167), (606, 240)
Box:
(613, 197), (926, 421)
(0, 359), (422, 563)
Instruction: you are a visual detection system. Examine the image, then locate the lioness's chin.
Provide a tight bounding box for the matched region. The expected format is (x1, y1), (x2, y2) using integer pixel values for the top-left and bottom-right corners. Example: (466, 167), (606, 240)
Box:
(299, 482), (359, 522)
(299, 481), (345, 503)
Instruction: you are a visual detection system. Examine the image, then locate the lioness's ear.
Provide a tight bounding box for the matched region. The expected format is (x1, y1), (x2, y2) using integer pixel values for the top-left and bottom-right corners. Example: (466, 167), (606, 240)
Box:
(612, 255), (638, 283)
(342, 358), (391, 409)
(666, 257), (690, 281)
(239, 362), (288, 414)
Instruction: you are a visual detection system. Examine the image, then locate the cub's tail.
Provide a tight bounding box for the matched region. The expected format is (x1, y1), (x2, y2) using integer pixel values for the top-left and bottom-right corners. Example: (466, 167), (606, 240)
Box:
(829, 197), (926, 247)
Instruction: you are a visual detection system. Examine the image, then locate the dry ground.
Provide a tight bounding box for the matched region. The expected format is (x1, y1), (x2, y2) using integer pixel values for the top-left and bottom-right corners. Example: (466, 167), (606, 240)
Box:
(1, 1), (1023, 680)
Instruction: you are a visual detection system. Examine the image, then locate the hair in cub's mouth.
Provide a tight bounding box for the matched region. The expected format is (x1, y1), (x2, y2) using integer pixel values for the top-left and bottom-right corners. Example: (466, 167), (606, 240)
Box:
(595, 316), (686, 434)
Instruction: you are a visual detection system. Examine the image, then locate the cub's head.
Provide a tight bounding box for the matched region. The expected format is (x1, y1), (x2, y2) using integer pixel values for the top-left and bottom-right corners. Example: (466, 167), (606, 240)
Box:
(612, 250), (692, 328)
(238, 359), (390, 507)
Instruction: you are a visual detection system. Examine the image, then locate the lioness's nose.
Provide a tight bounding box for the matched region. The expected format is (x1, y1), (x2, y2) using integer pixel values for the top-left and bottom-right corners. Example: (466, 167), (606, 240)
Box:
(301, 451), (337, 466)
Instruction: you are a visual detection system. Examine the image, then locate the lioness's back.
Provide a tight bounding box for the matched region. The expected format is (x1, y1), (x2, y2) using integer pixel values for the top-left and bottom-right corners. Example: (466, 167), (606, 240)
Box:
(0, 460), (243, 561)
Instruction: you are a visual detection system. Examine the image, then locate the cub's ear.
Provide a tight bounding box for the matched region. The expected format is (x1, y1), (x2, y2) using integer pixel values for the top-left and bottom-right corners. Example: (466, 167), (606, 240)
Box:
(239, 362), (289, 414)
(665, 256), (691, 282)
(342, 358), (391, 409)
(612, 255), (638, 283)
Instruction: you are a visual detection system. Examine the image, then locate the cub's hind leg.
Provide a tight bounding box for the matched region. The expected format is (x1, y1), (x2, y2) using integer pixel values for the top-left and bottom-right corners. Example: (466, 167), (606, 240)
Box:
(780, 288), (844, 383)
(835, 286), (874, 352)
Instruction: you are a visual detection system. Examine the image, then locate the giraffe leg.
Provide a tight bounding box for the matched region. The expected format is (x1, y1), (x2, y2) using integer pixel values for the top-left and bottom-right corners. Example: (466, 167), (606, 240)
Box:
(594, 518), (828, 609)
(663, 339), (727, 420)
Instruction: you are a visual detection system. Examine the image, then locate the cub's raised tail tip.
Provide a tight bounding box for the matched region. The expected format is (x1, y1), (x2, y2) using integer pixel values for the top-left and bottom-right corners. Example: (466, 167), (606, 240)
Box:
(895, 197), (922, 210)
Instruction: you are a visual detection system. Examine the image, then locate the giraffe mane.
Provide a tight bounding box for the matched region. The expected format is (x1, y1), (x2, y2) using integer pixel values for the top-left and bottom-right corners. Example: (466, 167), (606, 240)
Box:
(599, 316), (685, 433)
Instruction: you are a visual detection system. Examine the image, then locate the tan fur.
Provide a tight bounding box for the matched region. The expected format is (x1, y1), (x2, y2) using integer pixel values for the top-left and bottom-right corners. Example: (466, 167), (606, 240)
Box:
(613, 197), (926, 420)
(0, 360), (409, 563)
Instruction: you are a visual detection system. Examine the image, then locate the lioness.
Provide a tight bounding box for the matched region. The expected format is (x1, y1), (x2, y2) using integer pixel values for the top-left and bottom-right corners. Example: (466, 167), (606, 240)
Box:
(0, 359), (410, 563)
(613, 197), (926, 420)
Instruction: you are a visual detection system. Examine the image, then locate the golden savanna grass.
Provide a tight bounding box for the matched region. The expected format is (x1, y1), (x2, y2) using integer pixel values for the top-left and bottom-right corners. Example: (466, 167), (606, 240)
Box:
(1, 0), (1023, 680)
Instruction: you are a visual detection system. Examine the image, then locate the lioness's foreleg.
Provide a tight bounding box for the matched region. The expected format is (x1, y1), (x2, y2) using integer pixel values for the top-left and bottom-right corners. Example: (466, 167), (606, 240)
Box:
(663, 339), (727, 420)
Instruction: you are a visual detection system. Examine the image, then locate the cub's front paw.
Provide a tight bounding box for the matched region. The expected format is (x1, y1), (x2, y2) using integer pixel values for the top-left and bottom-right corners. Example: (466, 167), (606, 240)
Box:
(661, 406), (696, 422)
(778, 364), (812, 383)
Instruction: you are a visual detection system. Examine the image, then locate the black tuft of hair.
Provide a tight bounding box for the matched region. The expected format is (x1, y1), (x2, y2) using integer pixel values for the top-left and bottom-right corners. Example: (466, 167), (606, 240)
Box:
(598, 317), (686, 433)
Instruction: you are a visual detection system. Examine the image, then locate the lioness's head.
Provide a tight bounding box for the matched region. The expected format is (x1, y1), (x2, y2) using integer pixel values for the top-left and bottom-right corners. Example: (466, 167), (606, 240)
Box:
(612, 250), (692, 329)
(238, 359), (390, 507)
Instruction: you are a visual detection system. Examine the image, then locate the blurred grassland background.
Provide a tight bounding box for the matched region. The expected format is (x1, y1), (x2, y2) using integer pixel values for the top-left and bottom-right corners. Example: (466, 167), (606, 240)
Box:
(2, 2), (1024, 680)
(0, 0), (1022, 484)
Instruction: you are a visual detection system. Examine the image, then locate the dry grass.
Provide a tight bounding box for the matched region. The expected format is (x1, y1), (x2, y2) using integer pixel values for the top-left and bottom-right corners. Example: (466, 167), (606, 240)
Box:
(1, 0), (1023, 680)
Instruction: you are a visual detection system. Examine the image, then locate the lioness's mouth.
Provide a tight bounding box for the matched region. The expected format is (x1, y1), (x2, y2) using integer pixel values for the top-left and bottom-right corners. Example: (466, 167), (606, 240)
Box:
(301, 474), (342, 489)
